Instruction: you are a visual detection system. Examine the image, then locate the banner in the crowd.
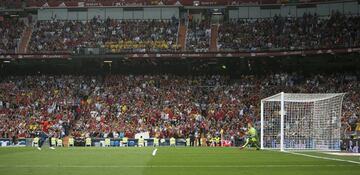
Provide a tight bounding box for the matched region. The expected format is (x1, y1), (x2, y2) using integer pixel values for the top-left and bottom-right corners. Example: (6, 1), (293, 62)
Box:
(0, 139), (27, 147)
(0, 138), (357, 150)
(26, 0), (328, 8)
(135, 132), (150, 139)
(0, 54), (70, 59)
(75, 138), (227, 147)
(26, 0), (235, 8)
(27, 0), (179, 8)
(73, 138), (188, 147)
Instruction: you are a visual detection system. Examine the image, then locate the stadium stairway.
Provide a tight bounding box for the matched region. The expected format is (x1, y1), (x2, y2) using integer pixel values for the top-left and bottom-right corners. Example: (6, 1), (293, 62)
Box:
(210, 24), (219, 52)
(18, 26), (32, 53)
(178, 22), (187, 51)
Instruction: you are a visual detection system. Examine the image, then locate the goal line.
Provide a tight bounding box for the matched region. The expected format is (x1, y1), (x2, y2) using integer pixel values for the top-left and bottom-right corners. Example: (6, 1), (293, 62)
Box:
(283, 151), (360, 165)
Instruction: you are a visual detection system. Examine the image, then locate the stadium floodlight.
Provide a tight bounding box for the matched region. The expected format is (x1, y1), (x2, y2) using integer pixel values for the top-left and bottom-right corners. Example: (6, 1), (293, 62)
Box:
(193, 1), (199, 6)
(261, 92), (345, 151)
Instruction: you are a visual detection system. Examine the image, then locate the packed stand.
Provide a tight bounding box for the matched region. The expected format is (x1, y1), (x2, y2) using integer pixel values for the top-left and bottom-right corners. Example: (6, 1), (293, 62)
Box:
(1, 73), (360, 141)
(28, 17), (179, 53)
(0, 0), (22, 9)
(0, 19), (25, 54)
(0, 76), (88, 139)
(186, 19), (211, 52)
(105, 18), (179, 52)
(218, 12), (360, 51)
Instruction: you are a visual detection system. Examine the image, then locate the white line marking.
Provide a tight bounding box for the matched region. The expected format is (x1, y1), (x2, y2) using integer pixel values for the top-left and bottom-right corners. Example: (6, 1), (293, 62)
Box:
(284, 151), (360, 165)
(0, 164), (358, 168)
(323, 152), (360, 156)
(152, 148), (157, 156)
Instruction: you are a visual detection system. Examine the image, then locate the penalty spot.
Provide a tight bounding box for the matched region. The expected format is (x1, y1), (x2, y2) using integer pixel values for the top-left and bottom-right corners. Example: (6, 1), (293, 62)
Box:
(152, 149), (157, 156)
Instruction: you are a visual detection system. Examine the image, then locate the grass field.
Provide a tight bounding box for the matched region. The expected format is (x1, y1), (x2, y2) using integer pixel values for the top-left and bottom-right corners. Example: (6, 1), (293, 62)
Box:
(0, 147), (359, 175)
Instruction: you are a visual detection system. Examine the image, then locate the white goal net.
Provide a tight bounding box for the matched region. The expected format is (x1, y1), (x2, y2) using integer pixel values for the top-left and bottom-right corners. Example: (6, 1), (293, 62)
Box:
(261, 92), (345, 151)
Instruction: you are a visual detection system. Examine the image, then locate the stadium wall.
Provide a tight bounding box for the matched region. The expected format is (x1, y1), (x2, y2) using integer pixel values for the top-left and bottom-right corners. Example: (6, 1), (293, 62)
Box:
(37, 7), (179, 20)
(228, 1), (359, 19)
(0, 138), (233, 147)
(0, 138), (358, 152)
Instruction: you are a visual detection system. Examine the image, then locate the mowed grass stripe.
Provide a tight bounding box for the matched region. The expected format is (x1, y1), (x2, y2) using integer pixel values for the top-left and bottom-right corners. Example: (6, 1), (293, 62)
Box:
(0, 147), (359, 175)
(150, 148), (353, 166)
(0, 164), (358, 168)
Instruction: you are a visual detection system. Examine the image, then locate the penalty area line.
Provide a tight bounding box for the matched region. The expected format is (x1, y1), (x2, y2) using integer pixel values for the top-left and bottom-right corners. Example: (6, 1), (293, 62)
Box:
(284, 151), (360, 165)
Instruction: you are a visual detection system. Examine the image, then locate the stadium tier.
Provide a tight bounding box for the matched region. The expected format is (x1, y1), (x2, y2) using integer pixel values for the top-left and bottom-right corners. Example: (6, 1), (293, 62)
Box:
(1, 1), (360, 175)
(2, 14), (360, 54)
(29, 18), (179, 53)
(0, 19), (25, 53)
(0, 74), (359, 142)
(0, 0), (359, 143)
(186, 19), (211, 52)
(218, 13), (360, 51)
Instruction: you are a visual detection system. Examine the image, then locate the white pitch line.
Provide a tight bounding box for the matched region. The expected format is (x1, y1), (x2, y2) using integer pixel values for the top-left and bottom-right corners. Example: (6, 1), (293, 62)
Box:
(324, 152), (360, 156)
(152, 148), (157, 156)
(284, 151), (360, 165)
(0, 164), (358, 168)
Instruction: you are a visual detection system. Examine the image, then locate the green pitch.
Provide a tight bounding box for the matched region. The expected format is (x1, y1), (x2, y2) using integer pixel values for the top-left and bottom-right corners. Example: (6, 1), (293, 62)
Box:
(0, 147), (359, 175)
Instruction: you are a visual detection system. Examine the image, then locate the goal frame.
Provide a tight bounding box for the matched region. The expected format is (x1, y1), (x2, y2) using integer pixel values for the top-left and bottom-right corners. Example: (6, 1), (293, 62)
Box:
(260, 92), (346, 152)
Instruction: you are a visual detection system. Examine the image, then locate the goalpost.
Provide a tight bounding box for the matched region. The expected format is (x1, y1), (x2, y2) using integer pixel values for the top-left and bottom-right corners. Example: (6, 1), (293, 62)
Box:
(260, 92), (345, 151)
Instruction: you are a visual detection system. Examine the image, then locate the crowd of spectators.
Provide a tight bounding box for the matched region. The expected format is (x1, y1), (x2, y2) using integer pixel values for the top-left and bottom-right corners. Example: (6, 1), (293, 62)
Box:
(27, 11), (360, 53)
(1, 73), (359, 141)
(186, 19), (211, 52)
(0, 0), (22, 9)
(11, 11), (360, 53)
(0, 76), (84, 139)
(218, 12), (360, 51)
(0, 18), (25, 54)
(28, 17), (179, 53)
(105, 18), (179, 52)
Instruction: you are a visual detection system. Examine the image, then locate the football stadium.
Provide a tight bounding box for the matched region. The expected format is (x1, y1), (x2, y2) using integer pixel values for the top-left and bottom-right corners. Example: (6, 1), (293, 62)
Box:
(1, 0), (360, 175)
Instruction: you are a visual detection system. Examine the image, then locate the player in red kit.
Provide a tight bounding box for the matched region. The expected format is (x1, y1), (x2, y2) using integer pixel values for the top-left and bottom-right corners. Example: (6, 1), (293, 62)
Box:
(37, 120), (55, 150)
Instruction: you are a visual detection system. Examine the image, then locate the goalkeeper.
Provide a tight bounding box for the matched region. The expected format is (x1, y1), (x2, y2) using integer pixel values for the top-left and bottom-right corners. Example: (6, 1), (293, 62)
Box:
(240, 123), (260, 150)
